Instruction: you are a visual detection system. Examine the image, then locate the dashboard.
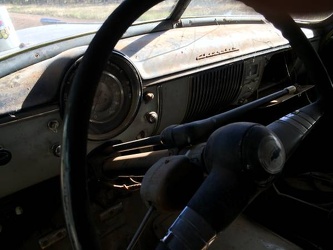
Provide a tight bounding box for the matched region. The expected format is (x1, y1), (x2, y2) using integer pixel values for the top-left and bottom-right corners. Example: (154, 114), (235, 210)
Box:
(0, 21), (318, 198)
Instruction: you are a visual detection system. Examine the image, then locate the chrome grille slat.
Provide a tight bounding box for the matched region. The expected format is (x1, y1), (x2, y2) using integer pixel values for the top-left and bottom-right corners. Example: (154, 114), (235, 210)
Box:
(184, 62), (244, 122)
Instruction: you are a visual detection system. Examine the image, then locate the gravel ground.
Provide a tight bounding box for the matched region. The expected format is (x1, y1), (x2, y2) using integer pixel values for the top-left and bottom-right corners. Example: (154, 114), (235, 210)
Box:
(9, 13), (47, 30)
(9, 12), (86, 30)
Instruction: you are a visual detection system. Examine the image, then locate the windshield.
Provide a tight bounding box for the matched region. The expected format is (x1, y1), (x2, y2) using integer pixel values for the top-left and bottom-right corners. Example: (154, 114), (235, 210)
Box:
(182, 0), (259, 18)
(4, 0), (179, 31)
(1, 0), (332, 56)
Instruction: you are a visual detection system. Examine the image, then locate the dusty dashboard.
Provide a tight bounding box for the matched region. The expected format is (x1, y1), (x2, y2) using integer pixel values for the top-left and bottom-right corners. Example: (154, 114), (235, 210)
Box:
(0, 22), (317, 198)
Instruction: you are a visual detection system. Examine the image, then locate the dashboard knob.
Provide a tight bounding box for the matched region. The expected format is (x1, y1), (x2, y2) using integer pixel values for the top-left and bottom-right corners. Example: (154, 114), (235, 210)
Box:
(146, 111), (158, 123)
(143, 92), (155, 102)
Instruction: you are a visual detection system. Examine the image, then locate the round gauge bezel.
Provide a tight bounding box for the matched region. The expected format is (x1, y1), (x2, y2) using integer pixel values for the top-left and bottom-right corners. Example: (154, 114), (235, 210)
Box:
(60, 51), (142, 141)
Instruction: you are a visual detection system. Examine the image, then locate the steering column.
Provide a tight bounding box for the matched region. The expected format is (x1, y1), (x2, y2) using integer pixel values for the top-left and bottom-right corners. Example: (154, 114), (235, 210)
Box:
(151, 122), (285, 249)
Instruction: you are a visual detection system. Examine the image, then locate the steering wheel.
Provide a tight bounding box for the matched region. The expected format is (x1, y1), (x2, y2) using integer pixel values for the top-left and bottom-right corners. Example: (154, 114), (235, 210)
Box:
(60, 0), (333, 249)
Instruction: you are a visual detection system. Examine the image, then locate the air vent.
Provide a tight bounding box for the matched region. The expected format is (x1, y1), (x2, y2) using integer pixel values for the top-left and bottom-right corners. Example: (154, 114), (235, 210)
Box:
(184, 62), (244, 122)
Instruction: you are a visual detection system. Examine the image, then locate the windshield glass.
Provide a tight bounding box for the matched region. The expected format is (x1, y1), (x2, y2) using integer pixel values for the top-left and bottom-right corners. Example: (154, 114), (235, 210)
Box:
(4, 0), (178, 31)
(1, 0), (332, 56)
(182, 0), (259, 18)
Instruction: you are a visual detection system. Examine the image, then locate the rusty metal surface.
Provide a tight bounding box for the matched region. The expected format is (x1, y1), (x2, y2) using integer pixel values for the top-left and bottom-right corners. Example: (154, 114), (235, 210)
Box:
(116, 23), (314, 80)
(0, 46), (85, 115)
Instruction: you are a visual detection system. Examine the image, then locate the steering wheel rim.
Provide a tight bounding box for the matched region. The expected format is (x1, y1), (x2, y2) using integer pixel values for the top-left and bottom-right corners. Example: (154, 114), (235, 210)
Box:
(60, 1), (333, 249)
(61, 0), (163, 249)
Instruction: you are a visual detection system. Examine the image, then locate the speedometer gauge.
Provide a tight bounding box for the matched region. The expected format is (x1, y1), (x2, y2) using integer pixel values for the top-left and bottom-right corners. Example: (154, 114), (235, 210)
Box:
(60, 52), (142, 141)
(90, 72), (124, 124)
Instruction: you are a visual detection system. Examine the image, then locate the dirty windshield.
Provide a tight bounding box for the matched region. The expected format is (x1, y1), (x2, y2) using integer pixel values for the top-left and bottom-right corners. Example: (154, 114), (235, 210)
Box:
(0, 0), (260, 54)
(0, 0), (331, 55)
(2, 0), (257, 30)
